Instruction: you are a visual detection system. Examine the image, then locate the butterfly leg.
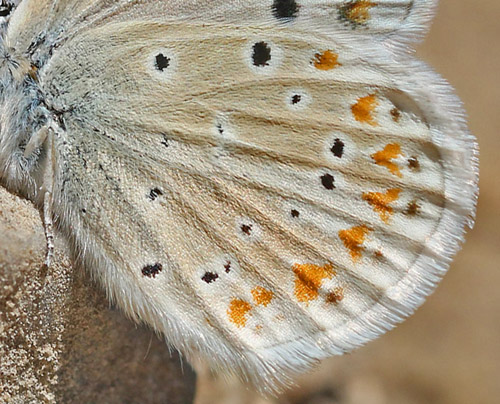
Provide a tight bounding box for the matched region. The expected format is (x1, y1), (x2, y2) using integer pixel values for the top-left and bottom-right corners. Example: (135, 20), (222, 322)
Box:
(40, 126), (56, 268)
(24, 125), (49, 158)
(42, 189), (55, 268)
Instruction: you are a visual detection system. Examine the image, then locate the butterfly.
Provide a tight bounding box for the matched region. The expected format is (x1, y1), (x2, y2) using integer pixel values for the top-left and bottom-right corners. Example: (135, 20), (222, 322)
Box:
(0, 0), (478, 392)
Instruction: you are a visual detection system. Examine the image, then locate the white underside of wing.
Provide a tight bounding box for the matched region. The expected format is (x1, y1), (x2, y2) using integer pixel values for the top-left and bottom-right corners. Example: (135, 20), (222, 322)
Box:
(8, 0), (437, 61)
(3, 1), (477, 391)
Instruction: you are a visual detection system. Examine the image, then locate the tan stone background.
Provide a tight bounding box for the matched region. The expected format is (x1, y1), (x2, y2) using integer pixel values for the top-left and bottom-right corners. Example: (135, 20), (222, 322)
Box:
(196, 1), (500, 403)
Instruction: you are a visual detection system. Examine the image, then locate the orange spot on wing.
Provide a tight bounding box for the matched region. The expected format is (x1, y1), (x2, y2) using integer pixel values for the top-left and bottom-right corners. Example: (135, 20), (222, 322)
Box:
(339, 225), (372, 261)
(293, 263), (336, 303)
(251, 286), (274, 307)
(313, 50), (341, 71)
(342, 1), (377, 24)
(227, 299), (252, 328)
(371, 143), (403, 177)
(352, 94), (378, 126)
(362, 188), (401, 223)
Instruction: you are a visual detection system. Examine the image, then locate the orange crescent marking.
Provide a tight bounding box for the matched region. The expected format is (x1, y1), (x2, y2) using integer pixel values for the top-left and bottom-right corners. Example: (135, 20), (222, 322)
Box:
(352, 94), (378, 126)
(362, 188), (401, 223)
(339, 225), (372, 261)
(293, 263), (336, 303)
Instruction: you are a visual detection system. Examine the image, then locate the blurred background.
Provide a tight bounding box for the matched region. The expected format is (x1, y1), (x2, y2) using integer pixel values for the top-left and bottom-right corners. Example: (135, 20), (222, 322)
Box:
(195, 1), (500, 403)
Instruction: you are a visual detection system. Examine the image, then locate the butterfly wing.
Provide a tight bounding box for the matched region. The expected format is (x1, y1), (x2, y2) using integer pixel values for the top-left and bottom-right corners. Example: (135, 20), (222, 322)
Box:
(7, 1), (477, 390)
(8, 0), (435, 64)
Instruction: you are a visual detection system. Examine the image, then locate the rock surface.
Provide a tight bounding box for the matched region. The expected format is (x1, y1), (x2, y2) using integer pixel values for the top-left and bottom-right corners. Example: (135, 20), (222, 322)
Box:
(0, 187), (196, 404)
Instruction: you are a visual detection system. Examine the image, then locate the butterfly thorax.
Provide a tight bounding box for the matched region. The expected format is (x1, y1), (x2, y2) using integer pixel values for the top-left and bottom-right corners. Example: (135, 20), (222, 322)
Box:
(0, 35), (50, 201)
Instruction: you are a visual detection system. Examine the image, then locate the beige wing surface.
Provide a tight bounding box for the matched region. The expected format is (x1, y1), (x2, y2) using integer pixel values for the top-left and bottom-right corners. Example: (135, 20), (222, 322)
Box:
(4, 2), (476, 390)
(7, 0), (436, 63)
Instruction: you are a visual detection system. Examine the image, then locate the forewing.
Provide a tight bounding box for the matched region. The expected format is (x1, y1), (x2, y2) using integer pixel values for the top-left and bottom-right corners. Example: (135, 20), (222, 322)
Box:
(7, 0), (436, 65)
(34, 18), (478, 389)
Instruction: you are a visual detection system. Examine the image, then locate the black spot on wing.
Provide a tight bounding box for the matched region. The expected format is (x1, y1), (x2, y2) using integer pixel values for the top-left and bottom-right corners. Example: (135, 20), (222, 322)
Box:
(216, 123), (224, 135)
(272, 0), (299, 20)
(202, 272), (219, 284)
(252, 42), (272, 67)
(241, 224), (253, 235)
(321, 174), (335, 190)
(155, 53), (170, 71)
(149, 188), (163, 201)
(161, 134), (169, 148)
(142, 263), (163, 278)
(331, 139), (345, 158)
